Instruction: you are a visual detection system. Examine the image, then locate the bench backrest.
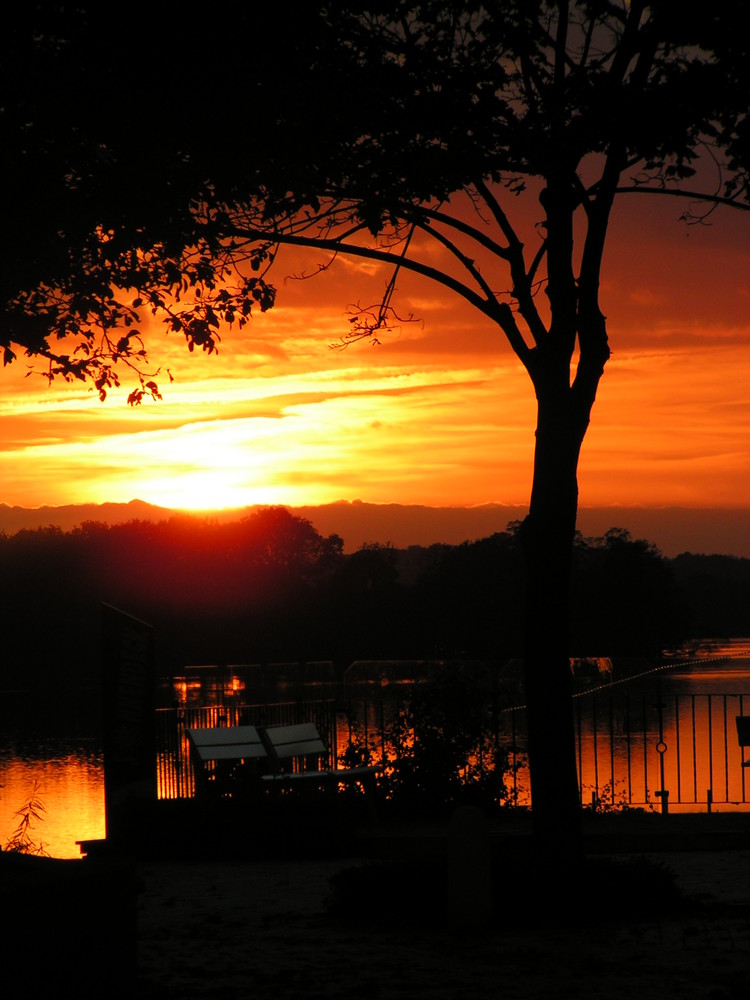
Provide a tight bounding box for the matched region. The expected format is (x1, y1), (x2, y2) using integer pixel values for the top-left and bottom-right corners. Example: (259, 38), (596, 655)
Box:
(262, 723), (327, 768)
(186, 725), (266, 762)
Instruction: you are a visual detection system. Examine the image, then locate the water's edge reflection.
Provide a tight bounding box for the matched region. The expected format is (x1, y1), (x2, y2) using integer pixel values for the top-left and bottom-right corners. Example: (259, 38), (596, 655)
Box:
(0, 743), (104, 858)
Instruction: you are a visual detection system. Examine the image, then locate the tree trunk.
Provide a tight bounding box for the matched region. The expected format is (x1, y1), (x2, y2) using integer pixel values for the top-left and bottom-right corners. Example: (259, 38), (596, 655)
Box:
(519, 374), (586, 856)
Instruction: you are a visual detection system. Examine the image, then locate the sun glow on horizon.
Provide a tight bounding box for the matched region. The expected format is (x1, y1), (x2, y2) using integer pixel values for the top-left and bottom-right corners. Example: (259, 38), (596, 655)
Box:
(0, 354), (541, 510)
(2, 336), (750, 513)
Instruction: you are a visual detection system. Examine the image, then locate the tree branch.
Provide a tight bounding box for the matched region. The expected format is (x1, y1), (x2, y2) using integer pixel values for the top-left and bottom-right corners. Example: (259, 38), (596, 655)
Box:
(219, 220), (510, 327)
(414, 219), (500, 307)
(419, 206), (513, 261)
(614, 185), (750, 212)
(473, 180), (547, 347)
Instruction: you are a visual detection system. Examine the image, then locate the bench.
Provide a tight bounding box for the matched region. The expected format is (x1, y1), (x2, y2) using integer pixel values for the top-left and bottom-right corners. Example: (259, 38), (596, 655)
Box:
(736, 716), (750, 766)
(186, 722), (381, 808)
(186, 724), (267, 796)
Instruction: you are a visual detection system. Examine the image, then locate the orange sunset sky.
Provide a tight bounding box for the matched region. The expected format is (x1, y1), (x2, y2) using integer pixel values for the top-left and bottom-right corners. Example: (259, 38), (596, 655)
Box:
(1, 189), (748, 521)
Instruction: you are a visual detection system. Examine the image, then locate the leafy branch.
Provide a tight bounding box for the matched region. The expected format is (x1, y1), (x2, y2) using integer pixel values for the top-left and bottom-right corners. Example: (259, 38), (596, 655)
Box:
(2, 781), (49, 856)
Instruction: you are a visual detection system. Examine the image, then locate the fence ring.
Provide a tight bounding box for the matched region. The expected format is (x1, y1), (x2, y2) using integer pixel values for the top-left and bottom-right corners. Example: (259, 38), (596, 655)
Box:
(656, 740), (668, 754)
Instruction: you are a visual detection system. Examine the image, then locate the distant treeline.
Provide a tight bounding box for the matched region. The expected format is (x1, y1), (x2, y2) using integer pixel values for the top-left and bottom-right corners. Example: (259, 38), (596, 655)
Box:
(0, 507), (747, 688)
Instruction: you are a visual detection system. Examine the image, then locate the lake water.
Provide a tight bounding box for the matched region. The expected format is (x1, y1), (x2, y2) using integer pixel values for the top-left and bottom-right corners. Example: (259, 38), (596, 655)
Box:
(2, 639), (749, 858)
(0, 687), (106, 859)
(0, 739), (104, 858)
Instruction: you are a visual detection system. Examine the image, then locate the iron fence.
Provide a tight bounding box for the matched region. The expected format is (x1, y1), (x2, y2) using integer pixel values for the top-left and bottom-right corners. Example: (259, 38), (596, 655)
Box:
(155, 683), (750, 812)
(501, 688), (750, 812)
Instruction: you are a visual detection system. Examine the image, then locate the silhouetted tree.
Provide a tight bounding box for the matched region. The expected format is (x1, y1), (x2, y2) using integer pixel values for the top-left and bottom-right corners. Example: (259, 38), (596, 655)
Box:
(669, 553), (750, 639)
(4, 3), (750, 848)
(412, 532), (526, 658)
(0, 510), (346, 683)
(570, 529), (688, 657)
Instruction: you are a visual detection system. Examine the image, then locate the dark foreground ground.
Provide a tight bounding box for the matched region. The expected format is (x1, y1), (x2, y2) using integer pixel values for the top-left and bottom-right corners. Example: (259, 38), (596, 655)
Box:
(4, 809), (750, 998)
(135, 809), (750, 999)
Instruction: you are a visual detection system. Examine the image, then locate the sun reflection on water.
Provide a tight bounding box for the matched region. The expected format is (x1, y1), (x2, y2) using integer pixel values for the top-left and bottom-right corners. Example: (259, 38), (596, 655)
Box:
(0, 751), (105, 859)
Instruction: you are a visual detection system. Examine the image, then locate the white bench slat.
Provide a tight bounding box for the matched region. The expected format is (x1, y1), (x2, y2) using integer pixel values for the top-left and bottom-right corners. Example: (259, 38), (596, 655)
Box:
(188, 725), (262, 747)
(193, 744), (264, 761)
(186, 725), (266, 762)
(263, 722), (326, 760)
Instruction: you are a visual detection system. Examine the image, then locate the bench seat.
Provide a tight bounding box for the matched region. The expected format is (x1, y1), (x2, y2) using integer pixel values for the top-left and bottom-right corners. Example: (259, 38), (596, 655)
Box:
(261, 764), (380, 785)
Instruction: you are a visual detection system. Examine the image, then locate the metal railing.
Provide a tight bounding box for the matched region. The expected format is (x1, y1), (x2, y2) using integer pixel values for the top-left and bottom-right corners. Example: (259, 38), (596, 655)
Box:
(154, 684), (750, 812)
(501, 688), (750, 812)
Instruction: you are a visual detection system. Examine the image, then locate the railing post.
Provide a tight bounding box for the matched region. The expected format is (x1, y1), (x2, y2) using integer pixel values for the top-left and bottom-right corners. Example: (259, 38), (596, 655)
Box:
(655, 689), (669, 815)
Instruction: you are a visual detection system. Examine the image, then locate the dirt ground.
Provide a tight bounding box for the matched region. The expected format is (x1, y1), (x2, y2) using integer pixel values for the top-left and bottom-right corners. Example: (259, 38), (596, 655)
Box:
(135, 821), (750, 999)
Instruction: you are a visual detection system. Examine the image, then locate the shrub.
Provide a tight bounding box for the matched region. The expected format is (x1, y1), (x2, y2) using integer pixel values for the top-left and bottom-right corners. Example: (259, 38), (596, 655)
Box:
(342, 673), (514, 819)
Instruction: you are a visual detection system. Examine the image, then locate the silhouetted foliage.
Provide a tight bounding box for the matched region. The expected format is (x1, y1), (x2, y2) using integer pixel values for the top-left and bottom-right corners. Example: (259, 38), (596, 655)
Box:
(570, 529), (690, 657)
(0, 512), (737, 699)
(670, 553), (750, 638)
(0, 508), (344, 683)
(0, 3), (293, 396)
(382, 672), (510, 818)
(2, 780), (48, 855)
(409, 532), (527, 657)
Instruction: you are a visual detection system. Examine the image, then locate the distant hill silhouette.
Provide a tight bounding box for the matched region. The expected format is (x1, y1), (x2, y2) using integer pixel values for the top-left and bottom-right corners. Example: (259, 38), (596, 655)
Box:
(1, 499), (749, 558)
(292, 502), (750, 559)
(0, 499), (172, 534)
